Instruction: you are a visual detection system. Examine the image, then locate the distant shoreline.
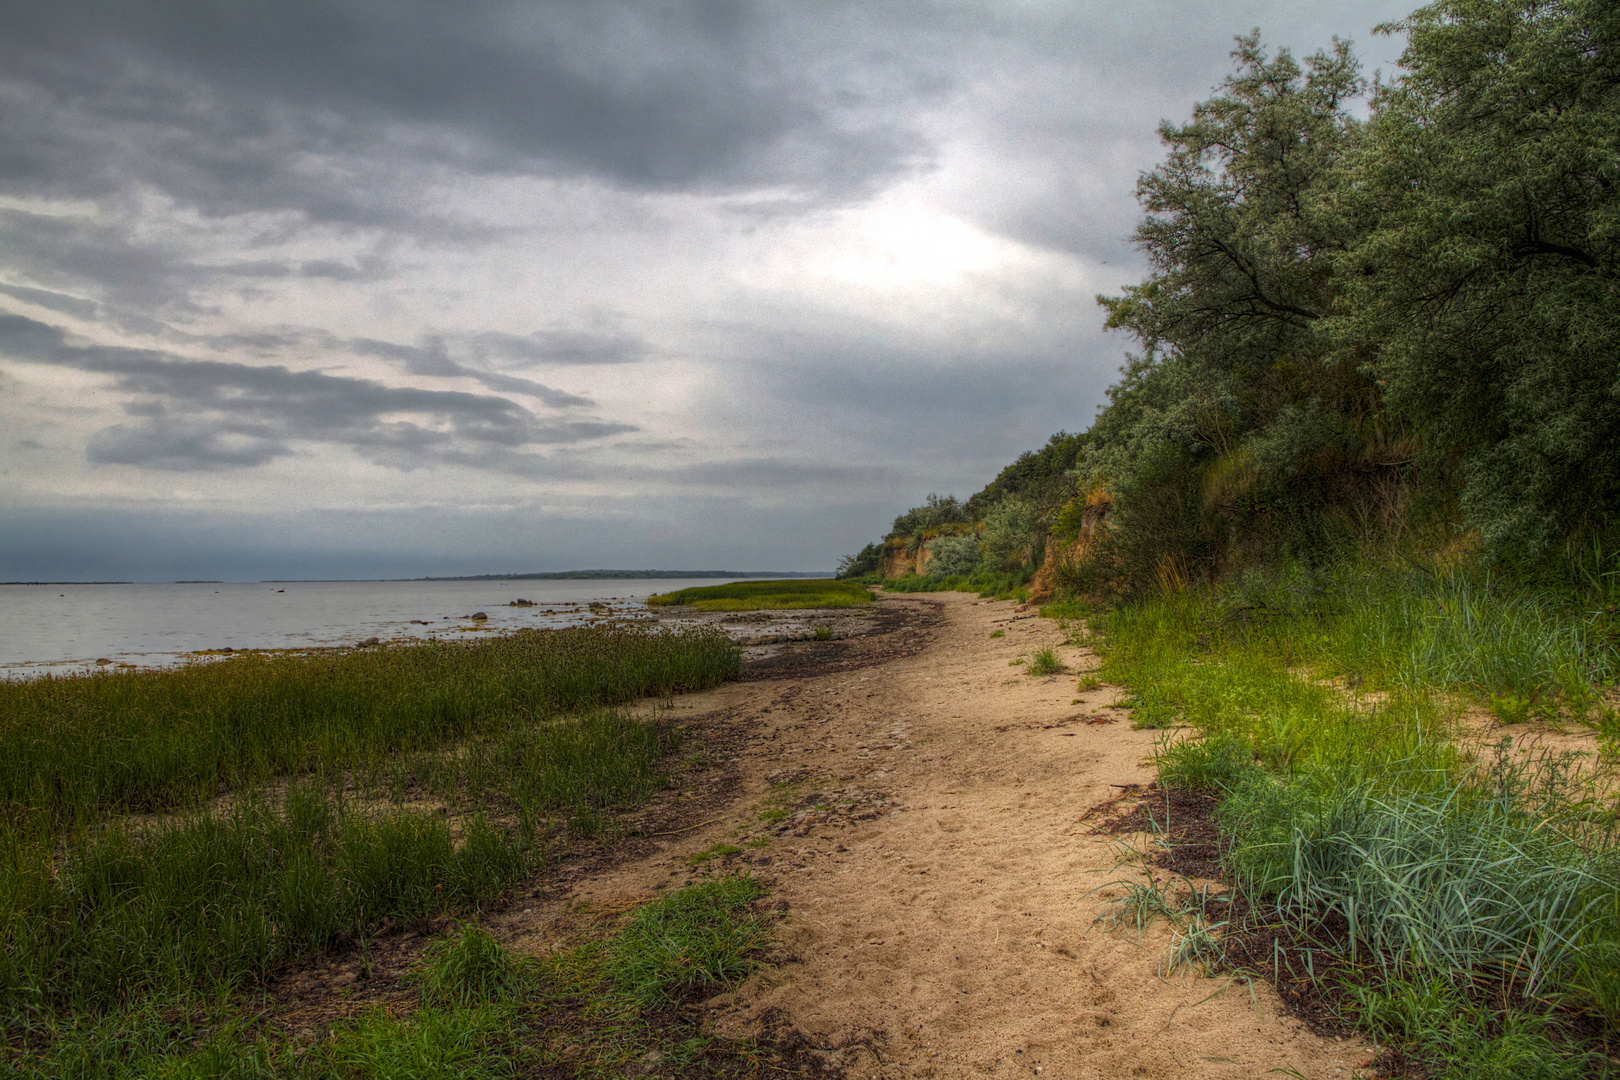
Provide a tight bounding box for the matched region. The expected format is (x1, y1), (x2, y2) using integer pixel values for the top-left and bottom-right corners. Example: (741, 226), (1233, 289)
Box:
(403, 570), (832, 582)
(3, 571), (833, 586)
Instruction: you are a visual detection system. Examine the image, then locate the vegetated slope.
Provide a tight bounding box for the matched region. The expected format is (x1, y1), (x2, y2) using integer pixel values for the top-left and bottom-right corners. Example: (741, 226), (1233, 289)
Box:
(843, 0), (1619, 597)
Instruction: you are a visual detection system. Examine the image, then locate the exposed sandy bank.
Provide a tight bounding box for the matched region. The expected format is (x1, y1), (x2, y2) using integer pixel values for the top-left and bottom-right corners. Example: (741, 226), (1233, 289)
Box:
(503, 591), (1375, 1078)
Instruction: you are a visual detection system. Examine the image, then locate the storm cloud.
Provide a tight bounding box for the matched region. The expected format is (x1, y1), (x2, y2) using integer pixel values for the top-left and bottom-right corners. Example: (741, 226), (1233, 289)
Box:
(0, 314), (633, 472)
(0, 1), (1417, 579)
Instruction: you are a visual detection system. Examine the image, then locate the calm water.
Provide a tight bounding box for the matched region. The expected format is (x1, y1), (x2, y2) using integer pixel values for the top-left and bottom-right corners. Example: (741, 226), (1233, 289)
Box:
(0, 578), (744, 677)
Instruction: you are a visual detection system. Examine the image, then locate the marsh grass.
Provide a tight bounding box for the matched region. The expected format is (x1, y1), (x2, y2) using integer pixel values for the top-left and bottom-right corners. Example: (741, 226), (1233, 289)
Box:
(13, 876), (778, 1079)
(1089, 570), (1620, 1070)
(0, 627), (739, 1042)
(0, 626), (739, 838)
(646, 579), (873, 611)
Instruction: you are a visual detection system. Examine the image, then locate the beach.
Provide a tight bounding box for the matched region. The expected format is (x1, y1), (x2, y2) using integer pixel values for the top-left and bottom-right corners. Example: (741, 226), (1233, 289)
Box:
(254, 590), (1370, 1077)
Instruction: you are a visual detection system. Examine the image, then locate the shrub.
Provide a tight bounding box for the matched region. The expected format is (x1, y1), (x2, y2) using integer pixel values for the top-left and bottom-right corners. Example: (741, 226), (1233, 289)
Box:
(926, 534), (983, 578)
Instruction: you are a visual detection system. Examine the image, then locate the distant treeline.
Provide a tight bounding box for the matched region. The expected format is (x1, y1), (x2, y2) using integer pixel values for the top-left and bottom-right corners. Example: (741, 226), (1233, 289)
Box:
(845, 0), (1619, 593)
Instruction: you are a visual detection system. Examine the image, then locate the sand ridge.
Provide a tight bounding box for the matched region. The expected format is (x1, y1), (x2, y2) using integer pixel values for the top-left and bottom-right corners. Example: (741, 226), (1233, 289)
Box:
(512, 591), (1375, 1078)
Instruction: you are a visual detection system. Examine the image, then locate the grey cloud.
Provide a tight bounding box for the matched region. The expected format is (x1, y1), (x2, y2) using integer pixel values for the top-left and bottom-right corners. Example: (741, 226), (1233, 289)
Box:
(350, 336), (594, 408)
(0, 314), (634, 472)
(0, 281), (99, 320)
(87, 421), (288, 471)
(667, 457), (899, 491)
(0, 208), (199, 312)
(299, 258), (388, 282)
(1, 1), (938, 223)
(468, 329), (646, 367)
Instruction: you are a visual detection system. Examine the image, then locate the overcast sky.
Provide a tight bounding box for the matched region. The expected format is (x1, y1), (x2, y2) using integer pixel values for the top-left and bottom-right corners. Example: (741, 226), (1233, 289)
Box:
(0, 0), (1416, 581)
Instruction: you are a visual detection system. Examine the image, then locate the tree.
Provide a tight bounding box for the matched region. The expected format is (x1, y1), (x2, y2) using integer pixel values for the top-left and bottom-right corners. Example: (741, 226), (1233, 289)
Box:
(1336, 0), (1620, 559)
(1092, 34), (1379, 572)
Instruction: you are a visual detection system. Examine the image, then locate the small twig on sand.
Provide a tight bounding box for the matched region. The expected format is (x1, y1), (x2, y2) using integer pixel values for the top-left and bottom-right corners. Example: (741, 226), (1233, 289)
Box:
(647, 817), (727, 837)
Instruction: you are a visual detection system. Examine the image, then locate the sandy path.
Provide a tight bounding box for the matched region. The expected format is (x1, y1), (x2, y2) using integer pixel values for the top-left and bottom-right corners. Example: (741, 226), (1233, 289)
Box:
(514, 592), (1372, 1078)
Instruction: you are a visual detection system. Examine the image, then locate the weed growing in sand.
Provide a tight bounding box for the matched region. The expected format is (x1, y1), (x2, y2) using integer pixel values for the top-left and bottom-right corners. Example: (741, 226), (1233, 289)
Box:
(1078, 675), (1101, 690)
(1089, 874), (1193, 938)
(1027, 649), (1062, 676)
(989, 630), (1005, 638)
(814, 626), (833, 641)
(686, 842), (743, 867)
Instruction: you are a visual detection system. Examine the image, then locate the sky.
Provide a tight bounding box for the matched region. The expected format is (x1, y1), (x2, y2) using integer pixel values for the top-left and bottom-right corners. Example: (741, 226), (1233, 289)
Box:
(0, 0), (1417, 582)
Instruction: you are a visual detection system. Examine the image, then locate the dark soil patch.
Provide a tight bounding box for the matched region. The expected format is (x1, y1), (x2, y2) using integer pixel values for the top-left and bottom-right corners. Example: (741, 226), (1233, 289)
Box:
(742, 597), (945, 681)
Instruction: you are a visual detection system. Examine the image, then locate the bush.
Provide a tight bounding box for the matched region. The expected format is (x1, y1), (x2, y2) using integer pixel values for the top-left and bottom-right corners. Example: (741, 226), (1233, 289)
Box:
(926, 534), (983, 578)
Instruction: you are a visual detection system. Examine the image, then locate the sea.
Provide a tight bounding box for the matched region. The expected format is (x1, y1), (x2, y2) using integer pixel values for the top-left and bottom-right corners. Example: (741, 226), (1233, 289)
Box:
(0, 578), (756, 679)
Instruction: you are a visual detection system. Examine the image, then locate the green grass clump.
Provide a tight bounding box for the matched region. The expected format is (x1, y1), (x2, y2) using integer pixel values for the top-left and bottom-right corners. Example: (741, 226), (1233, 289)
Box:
(595, 875), (772, 1011)
(1, 705), (682, 1020)
(685, 843), (742, 866)
(1350, 977), (1604, 1079)
(419, 924), (531, 1007)
(1027, 648), (1062, 676)
(10, 872), (776, 1079)
(322, 1005), (521, 1080)
(646, 579), (873, 611)
(4, 786), (539, 1016)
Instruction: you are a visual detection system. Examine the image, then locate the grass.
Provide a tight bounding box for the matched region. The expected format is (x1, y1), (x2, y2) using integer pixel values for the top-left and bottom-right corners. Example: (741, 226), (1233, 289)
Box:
(1027, 648), (1062, 676)
(1083, 564), (1620, 1072)
(646, 579), (873, 611)
(877, 566), (1033, 602)
(13, 875), (779, 1079)
(418, 924), (529, 1007)
(2, 706), (683, 1020)
(0, 625), (739, 839)
(685, 842), (743, 866)
(0, 626), (741, 1053)
(587, 874), (772, 1011)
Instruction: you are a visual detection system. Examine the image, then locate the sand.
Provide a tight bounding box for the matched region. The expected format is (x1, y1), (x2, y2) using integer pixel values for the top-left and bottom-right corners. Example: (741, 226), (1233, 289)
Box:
(511, 591), (1376, 1078)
